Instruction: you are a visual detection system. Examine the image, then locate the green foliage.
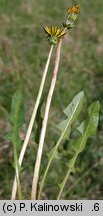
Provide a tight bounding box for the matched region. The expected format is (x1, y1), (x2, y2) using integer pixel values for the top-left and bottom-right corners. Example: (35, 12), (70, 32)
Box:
(57, 101), (100, 199)
(76, 101), (100, 152)
(38, 91), (84, 198)
(7, 90), (25, 151)
(7, 90), (25, 199)
(9, 90), (25, 128)
(57, 91), (84, 140)
(0, 0), (103, 199)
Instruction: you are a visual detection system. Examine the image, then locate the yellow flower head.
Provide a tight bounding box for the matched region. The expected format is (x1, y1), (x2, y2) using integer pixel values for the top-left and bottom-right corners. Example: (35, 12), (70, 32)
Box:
(44, 26), (65, 38)
(44, 26), (66, 45)
(68, 4), (80, 14)
(63, 4), (80, 29)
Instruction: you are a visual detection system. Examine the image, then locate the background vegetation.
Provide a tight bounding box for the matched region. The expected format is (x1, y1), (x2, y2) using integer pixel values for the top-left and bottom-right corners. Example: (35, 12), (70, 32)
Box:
(0, 0), (103, 199)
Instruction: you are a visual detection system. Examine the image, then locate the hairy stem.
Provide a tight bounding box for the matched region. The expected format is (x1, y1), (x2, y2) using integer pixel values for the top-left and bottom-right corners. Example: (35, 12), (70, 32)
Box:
(31, 39), (62, 200)
(11, 45), (53, 200)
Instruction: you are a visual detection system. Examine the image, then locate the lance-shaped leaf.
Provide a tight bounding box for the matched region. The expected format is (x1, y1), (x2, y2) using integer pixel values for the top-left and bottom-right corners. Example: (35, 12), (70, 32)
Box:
(7, 90), (25, 150)
(76, 101), (100, 153)
(57, 91), (84, 140)
(7, 89), (25, 199)
(57, 101), (100, 200)
(57, 119), (71, 140)
(38, 91), (84, 199)
(10, 89), (25, 127)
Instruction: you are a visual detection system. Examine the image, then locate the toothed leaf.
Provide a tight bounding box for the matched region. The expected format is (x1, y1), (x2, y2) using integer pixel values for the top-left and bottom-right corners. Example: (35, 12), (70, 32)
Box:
(57, 119), (71, 140)
(47, 146), (60, 160)
(57, 91), (84, 141)
(64, 91), (84, 120)
(57, 101), (100, 199)
(39, 92), (84, 198)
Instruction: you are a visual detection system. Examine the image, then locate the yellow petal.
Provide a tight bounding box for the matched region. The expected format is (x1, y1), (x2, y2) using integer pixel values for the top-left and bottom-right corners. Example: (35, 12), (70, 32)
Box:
(58, 30), (65, 38)
(68, 4), (80, 14)
(44, 26), (51, 35)
(55, 28), (61, 36)
(54, 26), (58, 34)
(51, 26), (54, 35)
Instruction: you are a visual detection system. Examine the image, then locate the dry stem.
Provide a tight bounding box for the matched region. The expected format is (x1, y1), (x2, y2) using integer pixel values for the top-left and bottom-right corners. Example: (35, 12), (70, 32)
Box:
(31, 39), (62, 200)
(11, 45), (53, 200)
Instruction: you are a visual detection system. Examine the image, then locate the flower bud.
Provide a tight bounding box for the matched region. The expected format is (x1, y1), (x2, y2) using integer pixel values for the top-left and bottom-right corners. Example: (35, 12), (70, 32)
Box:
(48, 36), (58, 45)
(63, 4), (80, 30)
(63, 19), (74, 29)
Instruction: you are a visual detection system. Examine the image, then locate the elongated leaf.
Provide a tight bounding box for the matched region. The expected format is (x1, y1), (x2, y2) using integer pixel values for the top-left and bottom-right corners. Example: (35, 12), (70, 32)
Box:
(77, 120), (86, 135)
(8, 90), (25, 148)
(57, 119), (71, 140)
(86, 101), (100, 136)
(57, 101), (100, 199)
(10, 89), (25, 127)
(7, 90), (25, 199)
(47, 146), (60, 160)
(77, 101), (100, 153)
(38, 92), (84, 199)
(57, 91), (84, 140)
(64, 91), (84, 120)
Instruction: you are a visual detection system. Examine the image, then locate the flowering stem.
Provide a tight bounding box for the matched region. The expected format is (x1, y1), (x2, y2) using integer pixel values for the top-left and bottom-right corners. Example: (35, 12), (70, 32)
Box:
(31, 39), (63, 200)
(11, 45), (53, 200)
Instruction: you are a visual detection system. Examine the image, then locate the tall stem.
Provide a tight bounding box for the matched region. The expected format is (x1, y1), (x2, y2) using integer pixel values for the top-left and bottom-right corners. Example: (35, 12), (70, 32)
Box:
(31, 39), (62, 200)
(11, 45), (53, 200)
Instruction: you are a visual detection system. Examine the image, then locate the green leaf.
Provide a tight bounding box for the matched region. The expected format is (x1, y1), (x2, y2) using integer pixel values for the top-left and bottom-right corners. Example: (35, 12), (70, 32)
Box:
(47, 146), (60, 160)
(6, 131), (23, 150)
(57, 119), (71, 140)
(13, 160), (23, 173)
(58, 183), (63, 189)
(63, 91), (84, 121)
(57, 91), (84, 140)
(86, 101), (100, 136)
(10, 89), (25, 127)
(38, 92), (84, 199)
(7, 89), (25, 199)
(57, 100), (100, 199)
(5, 131), (13, 141)
(76, 101), (100, 153)
(8, 89), (25, 148)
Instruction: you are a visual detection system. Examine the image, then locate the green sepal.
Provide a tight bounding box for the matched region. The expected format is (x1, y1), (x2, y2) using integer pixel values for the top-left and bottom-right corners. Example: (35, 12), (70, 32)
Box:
(47, 36), (58, 45)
